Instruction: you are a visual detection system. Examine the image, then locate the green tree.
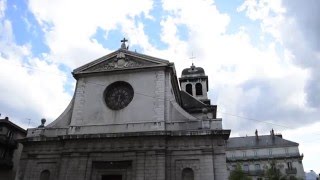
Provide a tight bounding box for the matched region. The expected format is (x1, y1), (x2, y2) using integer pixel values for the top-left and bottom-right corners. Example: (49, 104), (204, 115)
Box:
(229, 164), (252, 180)
(265, 161), (287, 180)
(288, 176), (300, 180)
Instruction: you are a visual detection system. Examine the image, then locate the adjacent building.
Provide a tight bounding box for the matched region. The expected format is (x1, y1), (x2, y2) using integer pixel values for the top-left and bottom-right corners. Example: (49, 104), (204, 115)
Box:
(0, 117), (27, 180)
(226, 130), (305, 179)
(17, 39), (230, 180)
(305, 170), (319, 180)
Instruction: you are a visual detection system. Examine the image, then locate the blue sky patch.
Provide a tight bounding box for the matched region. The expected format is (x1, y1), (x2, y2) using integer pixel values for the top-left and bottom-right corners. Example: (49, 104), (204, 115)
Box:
(176, 24), (189, 41)
(92, 27), (124, 50)
(215, 0), (269, 48)
(59, 64), (75, 95)
(5, 0), (49, 56)
(140, 3), (168, 50)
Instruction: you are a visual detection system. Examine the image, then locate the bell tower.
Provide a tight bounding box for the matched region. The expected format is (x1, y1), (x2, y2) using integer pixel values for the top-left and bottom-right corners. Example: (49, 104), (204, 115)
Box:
(179, 63), (210, 104)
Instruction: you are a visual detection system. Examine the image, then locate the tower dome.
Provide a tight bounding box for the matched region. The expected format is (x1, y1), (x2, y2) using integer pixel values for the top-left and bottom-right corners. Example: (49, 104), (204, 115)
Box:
(181, 63), (205, 77)
(179, 63), (210, 104)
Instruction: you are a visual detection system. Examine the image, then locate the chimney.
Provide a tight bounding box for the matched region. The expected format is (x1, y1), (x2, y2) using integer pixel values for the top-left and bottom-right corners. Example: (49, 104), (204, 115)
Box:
(270, 129), (275, 142)
(255, 129), (259, 142)
(270, 129), (274, 136)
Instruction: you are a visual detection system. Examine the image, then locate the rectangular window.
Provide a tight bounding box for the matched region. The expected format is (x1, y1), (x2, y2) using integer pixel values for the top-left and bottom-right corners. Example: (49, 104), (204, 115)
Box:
(255, 164), (260, 170)
(287, 162), (293, 170)
(254, 150), (258, 157)
(285, 148), (289, 155)
(243, 164), (249, 172)
(243, 151), (246, 157)
(7, 131), (13, 140)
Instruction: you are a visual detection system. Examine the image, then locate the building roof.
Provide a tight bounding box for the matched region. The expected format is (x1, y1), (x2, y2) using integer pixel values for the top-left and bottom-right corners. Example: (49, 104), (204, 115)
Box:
(72, 48), (172, 79)
(0, 117), (27, 135)
(181, 63), (206, 77)
(227, 134), (299, 150)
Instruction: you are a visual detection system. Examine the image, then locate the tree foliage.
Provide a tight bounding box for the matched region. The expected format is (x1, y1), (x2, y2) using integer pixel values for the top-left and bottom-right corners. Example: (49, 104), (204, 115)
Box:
(229, 164), (252, 180)
(265, 161), (302, 180)
(265, 161), (287, 180)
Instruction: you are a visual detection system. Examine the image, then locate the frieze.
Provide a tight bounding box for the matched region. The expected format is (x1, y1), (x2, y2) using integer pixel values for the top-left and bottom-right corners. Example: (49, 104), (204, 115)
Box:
(85, 54), (145, 72)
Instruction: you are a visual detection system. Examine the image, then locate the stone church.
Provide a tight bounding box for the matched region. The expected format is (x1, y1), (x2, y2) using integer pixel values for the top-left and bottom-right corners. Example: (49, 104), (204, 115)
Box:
(17, 39), (230, 180)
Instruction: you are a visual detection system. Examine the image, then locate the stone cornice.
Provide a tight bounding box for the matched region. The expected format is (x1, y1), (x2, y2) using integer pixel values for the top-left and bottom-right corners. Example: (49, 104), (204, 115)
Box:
(21, 129), (231, 142)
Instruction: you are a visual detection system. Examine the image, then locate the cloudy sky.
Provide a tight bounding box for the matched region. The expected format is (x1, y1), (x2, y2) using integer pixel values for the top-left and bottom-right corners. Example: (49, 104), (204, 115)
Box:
(0, 0), (319, 173)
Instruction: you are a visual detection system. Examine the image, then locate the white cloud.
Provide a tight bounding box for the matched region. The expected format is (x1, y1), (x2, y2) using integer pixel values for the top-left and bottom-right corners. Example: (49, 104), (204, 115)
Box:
(283, 122), (320, 173)
(0, 58), (71, 121)
(0, 0), (318, 172)
(28, 0), (154, 68)
(0, 0), (5, 19)
(239, 0), (320, 109)
(156, 0), (311, 129)
(232, 0), (320, 173)
(0, 5), (71, 128)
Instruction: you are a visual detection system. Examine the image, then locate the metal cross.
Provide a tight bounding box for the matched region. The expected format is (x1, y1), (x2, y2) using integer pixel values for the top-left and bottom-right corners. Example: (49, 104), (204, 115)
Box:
(189, 52), (196, 64)
(120, 38), (128, 49)
(121, 38), (128, 43)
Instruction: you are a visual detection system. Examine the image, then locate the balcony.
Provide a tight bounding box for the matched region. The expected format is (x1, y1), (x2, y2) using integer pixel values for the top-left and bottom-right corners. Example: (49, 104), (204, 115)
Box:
(249, 170), (265, 176)
(286, 168), (297, 174)
(227, 152), (303, 162)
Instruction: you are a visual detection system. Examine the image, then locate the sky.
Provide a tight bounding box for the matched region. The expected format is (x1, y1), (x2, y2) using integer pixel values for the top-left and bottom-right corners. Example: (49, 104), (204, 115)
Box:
(0, 0), (319, 173)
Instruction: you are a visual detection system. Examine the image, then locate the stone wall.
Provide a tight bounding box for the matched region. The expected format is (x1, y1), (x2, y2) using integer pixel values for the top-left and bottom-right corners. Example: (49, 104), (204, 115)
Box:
(17, 131), (229, 180)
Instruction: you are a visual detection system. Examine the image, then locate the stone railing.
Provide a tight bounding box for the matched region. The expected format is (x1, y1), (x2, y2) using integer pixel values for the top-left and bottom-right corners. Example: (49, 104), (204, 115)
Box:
(248, 169), (265, 176)
(234, 169), (265, 177)
(285, 168), (297, 174)
(227, 152), (302, 162)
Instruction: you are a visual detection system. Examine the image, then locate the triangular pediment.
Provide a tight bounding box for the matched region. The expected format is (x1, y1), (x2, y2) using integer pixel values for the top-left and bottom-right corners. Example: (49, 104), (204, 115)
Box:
(73, 49), (170, 76)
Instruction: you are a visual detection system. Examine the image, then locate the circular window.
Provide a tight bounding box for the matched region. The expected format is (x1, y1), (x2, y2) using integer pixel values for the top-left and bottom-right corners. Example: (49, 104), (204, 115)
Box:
(104, 81), (134, 110)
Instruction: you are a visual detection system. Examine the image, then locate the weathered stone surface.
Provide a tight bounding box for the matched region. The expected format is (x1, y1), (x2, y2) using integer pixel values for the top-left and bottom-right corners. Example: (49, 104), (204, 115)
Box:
(18, 131), (230, 180)
(18, 45), (230, 180)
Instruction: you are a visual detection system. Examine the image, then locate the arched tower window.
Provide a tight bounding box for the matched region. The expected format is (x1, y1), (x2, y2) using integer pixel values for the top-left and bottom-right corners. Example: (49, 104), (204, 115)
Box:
(40, 170), (50, 180)
(186, 84), (192, 95)
(196, 83), (202, 95)
(182, 168), (194, 180)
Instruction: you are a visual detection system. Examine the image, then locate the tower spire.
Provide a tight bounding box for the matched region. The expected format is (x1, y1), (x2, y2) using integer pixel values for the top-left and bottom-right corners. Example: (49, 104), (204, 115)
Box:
(189, 52), (196, 70)
(190, 52), (196, 64)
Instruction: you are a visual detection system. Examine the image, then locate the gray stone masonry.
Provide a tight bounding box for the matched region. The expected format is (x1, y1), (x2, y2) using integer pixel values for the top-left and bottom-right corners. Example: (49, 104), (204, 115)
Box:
(17, 130), (230, 180)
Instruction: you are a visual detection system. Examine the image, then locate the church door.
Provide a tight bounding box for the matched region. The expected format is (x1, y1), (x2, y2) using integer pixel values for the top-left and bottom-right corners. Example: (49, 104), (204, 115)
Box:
(182, 168), (194, 180)
(101, 175), (122, 180)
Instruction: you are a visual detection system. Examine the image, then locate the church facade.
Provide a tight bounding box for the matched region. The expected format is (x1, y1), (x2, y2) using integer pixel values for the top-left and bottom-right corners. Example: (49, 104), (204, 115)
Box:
(17, 40), (230, 180)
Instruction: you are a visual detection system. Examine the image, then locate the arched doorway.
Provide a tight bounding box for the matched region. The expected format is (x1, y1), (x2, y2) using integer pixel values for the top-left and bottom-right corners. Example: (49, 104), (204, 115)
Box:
(182, 168), (194, 180)
(40, 170), (50, 180)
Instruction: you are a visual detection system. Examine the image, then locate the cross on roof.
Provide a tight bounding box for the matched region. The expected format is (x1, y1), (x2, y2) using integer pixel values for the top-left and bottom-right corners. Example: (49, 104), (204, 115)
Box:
(189, 52), (196, 60)
(121, 38), (128, 43)
(189, 52), (196, 65)
(120, 38), (128, 49)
